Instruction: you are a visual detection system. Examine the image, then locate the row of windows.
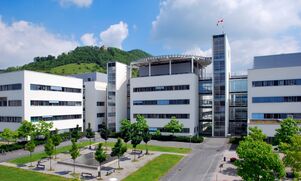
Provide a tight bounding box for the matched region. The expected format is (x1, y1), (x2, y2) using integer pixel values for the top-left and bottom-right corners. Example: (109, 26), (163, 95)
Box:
(0, 116), (22, 123)
(133, 85), (189, 92)
(97, 102), (105, 106)
(30, 84), (81, 93)
(133, 114), (190, 119)
(252, 79), (301, 87)
(252, 113), (301, 120)
(0, 83), (22, 91)
(0, 98), (22, 107)
(97, 113), (105, 118)
(31, 114), (82, 122)
(31, 100), (81, 106)
(253, 96), (301, 103)
(133, 99), (190, 106)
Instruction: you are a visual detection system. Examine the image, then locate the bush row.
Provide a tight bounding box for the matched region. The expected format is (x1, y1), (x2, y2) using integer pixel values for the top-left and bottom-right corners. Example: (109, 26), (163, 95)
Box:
(151, 135), (204, 143)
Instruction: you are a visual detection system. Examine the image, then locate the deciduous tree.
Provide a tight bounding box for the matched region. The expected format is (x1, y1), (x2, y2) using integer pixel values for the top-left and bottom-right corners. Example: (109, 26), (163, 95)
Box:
(275, 118), (300, 145)
(25, 140), (35, 167)
(164, 117), (183, 135)
(85, 123), (95, 149)
(44, 138), (55, 170)
(69, 139), (80, 174)
(111, 138), (127, 168)
(95, 143), (107, 178)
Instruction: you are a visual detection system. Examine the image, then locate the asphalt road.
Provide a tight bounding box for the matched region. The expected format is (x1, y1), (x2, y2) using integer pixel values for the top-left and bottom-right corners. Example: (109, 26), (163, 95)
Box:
(161, 138), (229, 181)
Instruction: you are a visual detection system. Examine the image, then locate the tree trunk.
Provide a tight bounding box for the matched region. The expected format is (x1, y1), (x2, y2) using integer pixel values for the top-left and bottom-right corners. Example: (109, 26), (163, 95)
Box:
(118, 156), (120, 168)
(30, 152), (32, 167)
(54, 147), (57, 159)
(98, 163), (102, 178)
(50, 157), (52, 170)
(146, 143), (148, 155)
(73, 160), (75, 174)
(105, 140), (107, 150)
(89, 138), (91, 149)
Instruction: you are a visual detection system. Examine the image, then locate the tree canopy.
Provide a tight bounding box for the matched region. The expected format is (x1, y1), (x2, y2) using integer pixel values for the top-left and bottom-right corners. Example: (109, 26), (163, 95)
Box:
(164, 117), (184, 135)
(236, 127), (285, 180)
(275, 118), (300, 145)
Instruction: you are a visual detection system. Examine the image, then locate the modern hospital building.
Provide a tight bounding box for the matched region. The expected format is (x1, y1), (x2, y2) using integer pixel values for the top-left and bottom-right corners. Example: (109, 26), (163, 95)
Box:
(0, 33), (300, 138)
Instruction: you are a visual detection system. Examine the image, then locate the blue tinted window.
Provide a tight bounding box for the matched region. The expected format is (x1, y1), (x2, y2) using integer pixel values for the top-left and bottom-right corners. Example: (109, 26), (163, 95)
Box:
(199, 80), (212, 94)
(253, 96), (301, 103)
(230, 79), (247, 92)
(252, 113), (264, 119)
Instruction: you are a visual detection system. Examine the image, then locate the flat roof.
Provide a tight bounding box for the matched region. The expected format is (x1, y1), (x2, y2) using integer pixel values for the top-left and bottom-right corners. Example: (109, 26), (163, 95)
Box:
(254, 52), (301, 69)
(131, 55), (212, 67)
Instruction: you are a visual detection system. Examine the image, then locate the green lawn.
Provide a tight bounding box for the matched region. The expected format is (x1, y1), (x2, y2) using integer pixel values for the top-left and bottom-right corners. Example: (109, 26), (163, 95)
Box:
(122, 154), (183, 181)
(9, 141), (94, 165)
(0, 165), (71, 181)
(105, 142), (191, 154)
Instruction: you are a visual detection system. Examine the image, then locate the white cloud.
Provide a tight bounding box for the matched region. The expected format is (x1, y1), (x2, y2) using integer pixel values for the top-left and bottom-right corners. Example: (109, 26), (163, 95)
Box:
(0, 19), (78, 68)
(183, 47), (211, 57)
(80, 33), (97, 46)
(152, 0), (301, 72)
(58, 0), (93, 8)
(99, 21), (128, 49)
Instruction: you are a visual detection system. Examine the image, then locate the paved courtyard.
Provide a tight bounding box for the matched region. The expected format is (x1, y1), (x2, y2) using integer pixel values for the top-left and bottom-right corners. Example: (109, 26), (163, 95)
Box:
(161, 138), (229, 181)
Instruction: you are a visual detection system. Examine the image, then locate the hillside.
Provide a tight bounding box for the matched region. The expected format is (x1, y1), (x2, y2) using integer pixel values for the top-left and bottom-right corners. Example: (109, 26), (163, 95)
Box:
(5, 46), (151, 75)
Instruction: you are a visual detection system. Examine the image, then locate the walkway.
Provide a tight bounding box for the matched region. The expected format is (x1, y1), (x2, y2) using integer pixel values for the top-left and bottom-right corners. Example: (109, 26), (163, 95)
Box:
(161, 138), (229, 181)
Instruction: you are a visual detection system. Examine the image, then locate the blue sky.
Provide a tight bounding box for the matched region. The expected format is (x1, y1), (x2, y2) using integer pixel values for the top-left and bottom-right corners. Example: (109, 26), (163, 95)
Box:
(0, 0), (301, 72)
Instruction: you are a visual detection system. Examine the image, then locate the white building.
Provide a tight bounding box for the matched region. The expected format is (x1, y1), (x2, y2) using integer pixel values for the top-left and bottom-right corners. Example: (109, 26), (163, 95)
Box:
(248, 53), (301, 137)
(107, 62), (129, 132)
(0, 70), (83, 132)
(71, 72), (107, 132)
(130, 55), (211, 136)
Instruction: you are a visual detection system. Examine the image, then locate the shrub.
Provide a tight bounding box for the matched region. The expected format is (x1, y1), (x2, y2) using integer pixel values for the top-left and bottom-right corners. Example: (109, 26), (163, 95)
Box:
(151, 135), (204, 143)
(229, 137), (244, 144)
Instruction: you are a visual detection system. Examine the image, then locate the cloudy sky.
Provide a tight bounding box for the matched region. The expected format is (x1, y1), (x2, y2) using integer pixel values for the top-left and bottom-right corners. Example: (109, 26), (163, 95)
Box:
(0, 0), (301, 72)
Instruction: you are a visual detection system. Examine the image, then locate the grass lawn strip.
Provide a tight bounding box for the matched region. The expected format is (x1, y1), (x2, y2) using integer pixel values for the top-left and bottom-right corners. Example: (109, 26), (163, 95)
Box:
(9, 141), (94, 165)
(122, 154), (183, 181)
(0, 165), (71, 181)
(105, 142), (191, 154)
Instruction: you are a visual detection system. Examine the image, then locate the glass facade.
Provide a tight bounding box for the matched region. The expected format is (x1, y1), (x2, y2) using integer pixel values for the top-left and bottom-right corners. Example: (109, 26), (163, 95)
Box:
(0, 83), (22, 91)
(30, 84), (81, 93)
(213, 34), (227, 136)
(230, 79), (247, 92)
(199, 79), (213, 136)
(133, 114), (190, 119)
(133, 85), (189, 92)
(31, 114), (82, 122)
(107, 62), (117, 131)
(252, 113), (301, 120)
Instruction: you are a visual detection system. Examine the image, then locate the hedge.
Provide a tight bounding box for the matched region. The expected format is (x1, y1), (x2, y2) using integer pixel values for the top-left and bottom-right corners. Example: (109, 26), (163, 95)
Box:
(151, 135), (204, 143)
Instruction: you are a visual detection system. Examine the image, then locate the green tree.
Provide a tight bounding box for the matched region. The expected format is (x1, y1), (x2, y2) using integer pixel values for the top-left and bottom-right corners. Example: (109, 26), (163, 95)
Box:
(17, 121), (36, 140)
(248, 127), (267, 141)
(85, 123), (95, 149)
(71, 125), (80, 142)
(100, 122), (110, 150)
(280, 134), (301, 178)
(69, 139), (80, 174)
(120, 119), (132, 145)
(95, 143), (107, 178)
(0, 128), (17, 144)
(25, 140), (36, 167)
(275, 117), (300, 145)
(44, 137), (55, 170)
(51, 129), (62, 159)
(164, 117), (183, 135)
(142, 131), (151, 155)
(111, 138), (127, 168)
(35, 120), (53, 138)
(236, 127), (285, 180)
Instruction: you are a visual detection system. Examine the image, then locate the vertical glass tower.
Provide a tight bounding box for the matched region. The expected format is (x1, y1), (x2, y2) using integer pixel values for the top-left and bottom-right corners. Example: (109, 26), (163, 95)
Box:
(212, 34), (231, 137)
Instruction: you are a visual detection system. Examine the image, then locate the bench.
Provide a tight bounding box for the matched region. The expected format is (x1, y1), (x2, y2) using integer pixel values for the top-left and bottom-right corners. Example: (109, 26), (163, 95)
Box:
(138, 153), (145, 159)
(81, 172), (93, 178)
(36, 162), (45, 170)
(106, 168), (115, 176)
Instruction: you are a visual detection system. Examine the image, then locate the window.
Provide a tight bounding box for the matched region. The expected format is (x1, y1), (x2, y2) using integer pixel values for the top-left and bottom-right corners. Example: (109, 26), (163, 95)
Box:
(8, 100), (22, 107)
(0, 116), (22, 123)
(0, 97), (7, 107)
(30, 84), (81, 93)
(31, 114), (82, 122)
(199, 80), (212, 94)
(0, 83), (22, 91)
(133, 85), (189, 92)
(133, 99), (190, 105)
(252, 79), (301, 87)
(97, 113), (105, 118)
(31, 100), (81, 106)
(230, 79), (247, 92)
(97, 102), (105, 106)
(251, 113), (301, 120)
(252, 96), (301, 103)
(133, 114), (190, 119)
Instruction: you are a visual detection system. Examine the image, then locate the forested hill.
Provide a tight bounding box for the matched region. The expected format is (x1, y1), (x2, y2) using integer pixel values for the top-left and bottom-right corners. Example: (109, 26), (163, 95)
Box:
(4, 46), (151, 75)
